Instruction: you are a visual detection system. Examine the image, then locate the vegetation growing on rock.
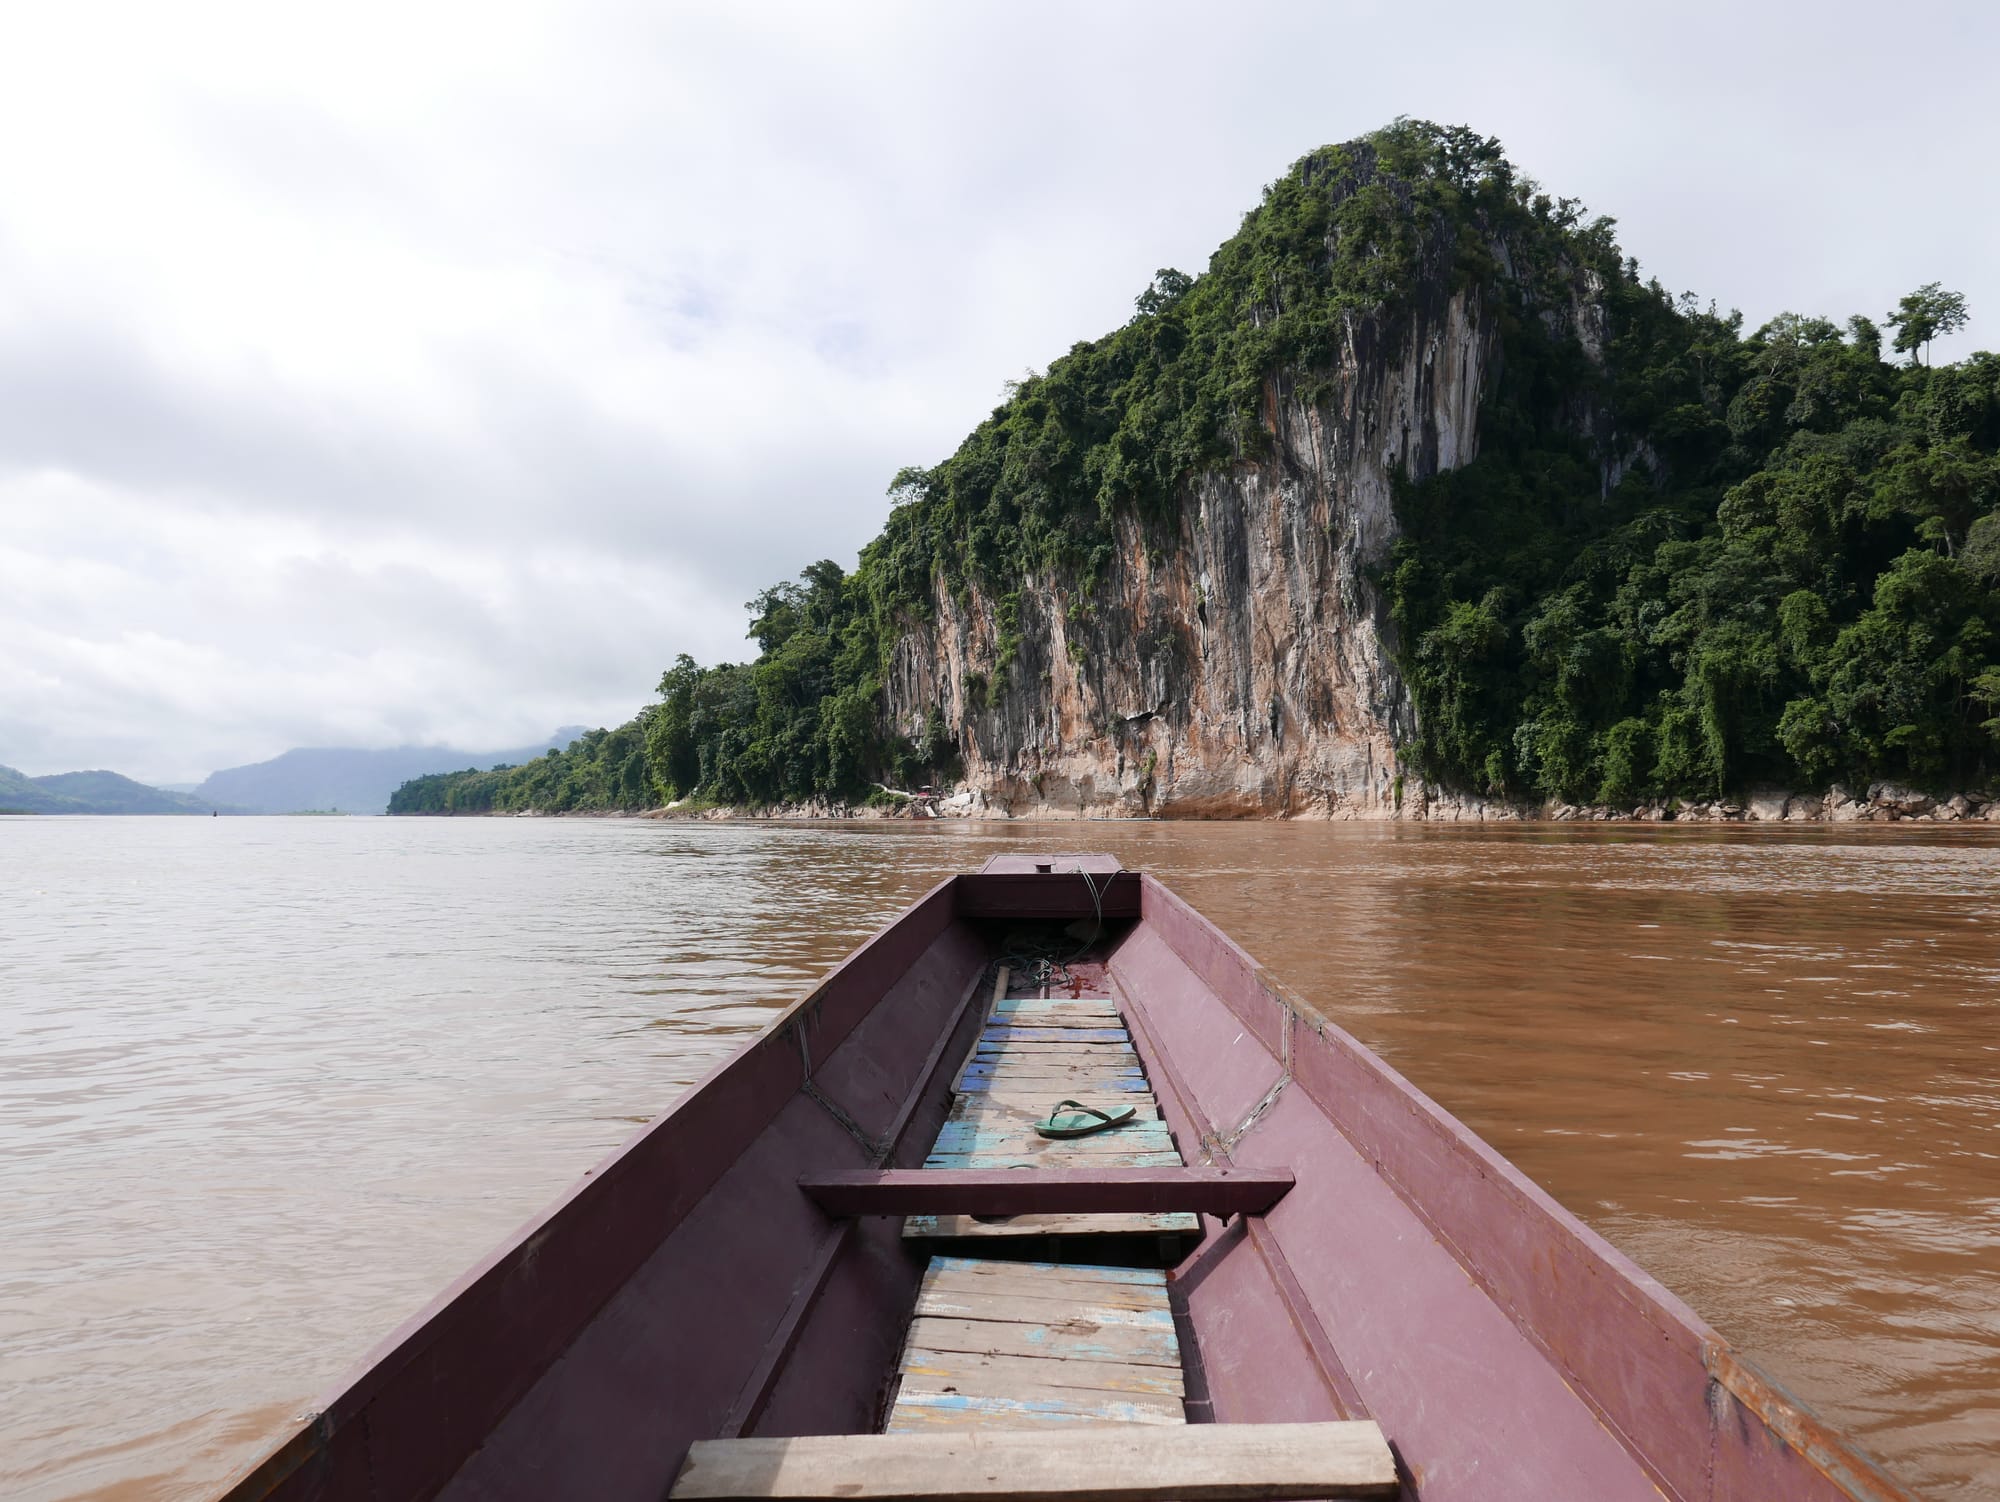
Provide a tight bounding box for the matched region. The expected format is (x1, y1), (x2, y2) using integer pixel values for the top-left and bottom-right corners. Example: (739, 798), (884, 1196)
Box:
(1388, 311), (2000, 803)
(388, 121), (2000, 817)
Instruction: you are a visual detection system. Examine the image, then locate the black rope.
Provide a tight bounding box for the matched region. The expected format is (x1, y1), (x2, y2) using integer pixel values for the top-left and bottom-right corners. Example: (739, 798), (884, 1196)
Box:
(1067, 864), (1105, 963)
(985, 864), (1109, 994)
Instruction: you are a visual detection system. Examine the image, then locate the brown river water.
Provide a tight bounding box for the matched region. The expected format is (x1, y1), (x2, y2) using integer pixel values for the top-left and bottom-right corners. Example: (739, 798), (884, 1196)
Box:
(2, 817), (1996, 1498)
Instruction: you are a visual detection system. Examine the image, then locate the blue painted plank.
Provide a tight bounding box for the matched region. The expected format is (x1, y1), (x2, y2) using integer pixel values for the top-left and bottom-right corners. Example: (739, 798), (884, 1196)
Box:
(988, 1004), (1128, 1016)
(964, 1064), (1152, 1072)
(957, 1074), (1147, 1088)
(971, 1057), (1136, 1069)
(945, 1095), (1160, 1120)
(930, 1257), (1167, 1284)
(914, 1292), (1176, 1330)
(981, 1026), (1130, 1043)
(887, 1385), (1182, 1429)
(927, 1123), (1175, 1153)
(925, 1150), (1185, 1169)
(954, 1080), (1149, 1097)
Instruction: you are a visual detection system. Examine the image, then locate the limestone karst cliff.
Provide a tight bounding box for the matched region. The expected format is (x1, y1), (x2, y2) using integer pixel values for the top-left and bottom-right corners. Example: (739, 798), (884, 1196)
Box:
(393, 122), (2000, 820)
(880, 143), (1613, 818)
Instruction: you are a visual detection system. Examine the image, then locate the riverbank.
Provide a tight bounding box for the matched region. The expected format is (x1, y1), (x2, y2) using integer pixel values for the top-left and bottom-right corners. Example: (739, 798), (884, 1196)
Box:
(1413, 780), (2000, 824)
(391, 778), (2000, 824)
(621, 779), (2000, 823)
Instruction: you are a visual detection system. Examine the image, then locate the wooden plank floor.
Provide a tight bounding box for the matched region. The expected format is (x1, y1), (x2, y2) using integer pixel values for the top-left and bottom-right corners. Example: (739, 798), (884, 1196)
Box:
(884, 1256), (1187, 1432)
(904, 962), (1197, 1240)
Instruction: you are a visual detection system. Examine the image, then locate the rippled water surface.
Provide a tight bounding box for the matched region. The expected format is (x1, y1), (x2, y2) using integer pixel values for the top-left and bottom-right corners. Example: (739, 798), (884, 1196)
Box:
(3, 816), (1996, 1498)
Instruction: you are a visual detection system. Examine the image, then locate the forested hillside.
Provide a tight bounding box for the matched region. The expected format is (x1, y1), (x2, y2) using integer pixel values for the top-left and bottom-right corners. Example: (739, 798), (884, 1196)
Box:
(390, 121), (2000, 817)
(0, 765), (232, 814)
(1389, 289), (1998, 804)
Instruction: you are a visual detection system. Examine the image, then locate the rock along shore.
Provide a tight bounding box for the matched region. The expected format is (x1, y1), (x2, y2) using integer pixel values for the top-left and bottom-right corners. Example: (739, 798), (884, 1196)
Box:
(605, 780), (2000, 824)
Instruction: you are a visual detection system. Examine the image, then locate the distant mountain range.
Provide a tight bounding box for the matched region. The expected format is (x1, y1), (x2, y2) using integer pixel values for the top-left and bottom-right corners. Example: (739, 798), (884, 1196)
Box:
(0, 765), (234, 815)
(0, 728), (590, 815)
(190, 729), (592, 814)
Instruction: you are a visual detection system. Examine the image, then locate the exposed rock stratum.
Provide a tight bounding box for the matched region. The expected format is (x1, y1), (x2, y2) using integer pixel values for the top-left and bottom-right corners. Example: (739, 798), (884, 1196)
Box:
(884, 180), (1610, 819)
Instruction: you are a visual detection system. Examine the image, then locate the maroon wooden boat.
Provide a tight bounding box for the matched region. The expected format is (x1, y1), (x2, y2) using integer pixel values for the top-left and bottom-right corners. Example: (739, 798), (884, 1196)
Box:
(218, 855), (1914, 1502)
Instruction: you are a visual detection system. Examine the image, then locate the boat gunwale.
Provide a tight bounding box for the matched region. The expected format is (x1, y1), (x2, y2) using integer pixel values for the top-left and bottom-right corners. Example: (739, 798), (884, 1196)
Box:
(209, 858), (1917, 1502)
(214, 872), (969, 1502)
(1132, 872), (1918, 1502)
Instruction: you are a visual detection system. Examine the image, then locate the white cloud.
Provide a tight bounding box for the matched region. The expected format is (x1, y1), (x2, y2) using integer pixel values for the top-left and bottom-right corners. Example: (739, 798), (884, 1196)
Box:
(1, 0), (1993, 781)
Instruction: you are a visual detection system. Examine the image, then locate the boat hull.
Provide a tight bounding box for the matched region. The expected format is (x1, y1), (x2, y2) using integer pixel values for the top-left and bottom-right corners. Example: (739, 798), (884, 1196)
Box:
(215, 859), (1910, 1502)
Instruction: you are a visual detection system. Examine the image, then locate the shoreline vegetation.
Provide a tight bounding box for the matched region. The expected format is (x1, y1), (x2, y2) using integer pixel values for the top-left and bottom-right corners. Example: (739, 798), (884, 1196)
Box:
(391, 121), (2000, 824)
(395, 779), (2000, 825)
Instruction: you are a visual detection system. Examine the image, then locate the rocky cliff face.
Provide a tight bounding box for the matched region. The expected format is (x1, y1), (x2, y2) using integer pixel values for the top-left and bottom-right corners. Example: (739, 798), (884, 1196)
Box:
(884, 216), (1608, 819)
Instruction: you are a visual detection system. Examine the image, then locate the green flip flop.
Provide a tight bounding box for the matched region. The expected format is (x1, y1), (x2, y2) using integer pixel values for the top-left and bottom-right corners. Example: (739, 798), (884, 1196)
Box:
(1033, 1098), (1137, 1139)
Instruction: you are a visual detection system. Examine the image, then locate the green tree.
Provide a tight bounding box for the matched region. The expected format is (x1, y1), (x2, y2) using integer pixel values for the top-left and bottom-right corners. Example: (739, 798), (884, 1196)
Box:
(1888, 283), (1970, 366)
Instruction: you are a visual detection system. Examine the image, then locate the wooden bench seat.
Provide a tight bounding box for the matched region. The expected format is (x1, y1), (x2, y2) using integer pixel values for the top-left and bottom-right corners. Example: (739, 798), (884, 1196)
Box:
(670, 1421), (1398, 1501)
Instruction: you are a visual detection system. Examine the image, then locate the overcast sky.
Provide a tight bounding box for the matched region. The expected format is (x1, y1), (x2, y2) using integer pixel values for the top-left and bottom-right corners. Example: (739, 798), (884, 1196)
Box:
(2, 1), (1993, 783)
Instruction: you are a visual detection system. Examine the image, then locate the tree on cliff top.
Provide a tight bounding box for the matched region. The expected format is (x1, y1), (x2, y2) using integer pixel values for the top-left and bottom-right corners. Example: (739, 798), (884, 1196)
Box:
(1888, 283), (1969, 366)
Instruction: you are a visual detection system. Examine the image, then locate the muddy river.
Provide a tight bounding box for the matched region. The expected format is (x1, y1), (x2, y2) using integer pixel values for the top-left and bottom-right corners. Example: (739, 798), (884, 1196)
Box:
(3, 817), (1993, 1497)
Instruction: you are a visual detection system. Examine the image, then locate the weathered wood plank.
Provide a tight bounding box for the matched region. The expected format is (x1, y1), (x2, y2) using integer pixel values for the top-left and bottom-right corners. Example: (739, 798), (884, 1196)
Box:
(882, 1405), (1152, 1433)
(990, 1002), (1125, 1021)
(942, 1108), (1164, 1136)
(928, 1122), (1174, 1149)
(949, 1092), (1161, 1122)
(908, 1272), (1168, 1320)
(957, 1063), (1145, 1082)
(903, 1130), (1178, 1161)
(927, 1122), (1176, 1156)
(913, 1286), (1175, 1330)
(954, 1076), (1150, 1094)
(671, 1422), (1400, 1500)
(990, 998), (1124, 1014)
(898, 1344), (1185, 1397)
(956, 1074), (1147, 1090)
(901, 1313), (1181, 1368)
(960, 1072), (1143, 1089)
(926, 1256), (1167, 1289)
(970, 1051), (1134, 1065)
(919, 1151), (1177, 1167)
(921, 1141), (1182, 1167)
(924, 1150), (1185, 1171)
(947, 1093), (1161, 1121)
(979, 1026), (1132, 1044)
(884, 1380), (1185, 1430)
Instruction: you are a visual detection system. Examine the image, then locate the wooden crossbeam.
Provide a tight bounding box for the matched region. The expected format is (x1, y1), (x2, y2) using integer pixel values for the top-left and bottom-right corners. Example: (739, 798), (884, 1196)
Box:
(799, 1167), (1292, 1218)
(670, 1422), (1397, 1501)
(952, 870), (1141, 921)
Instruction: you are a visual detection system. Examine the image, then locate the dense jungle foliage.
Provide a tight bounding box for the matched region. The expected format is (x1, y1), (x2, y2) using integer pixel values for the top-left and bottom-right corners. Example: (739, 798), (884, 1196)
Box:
(1388, 297), (2000, 803)
(388, 120), (2000, 816)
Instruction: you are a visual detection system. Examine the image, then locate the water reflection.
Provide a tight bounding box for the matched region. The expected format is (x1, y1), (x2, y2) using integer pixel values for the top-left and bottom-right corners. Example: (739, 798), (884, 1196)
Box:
(1, 817), (1994, 1497)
